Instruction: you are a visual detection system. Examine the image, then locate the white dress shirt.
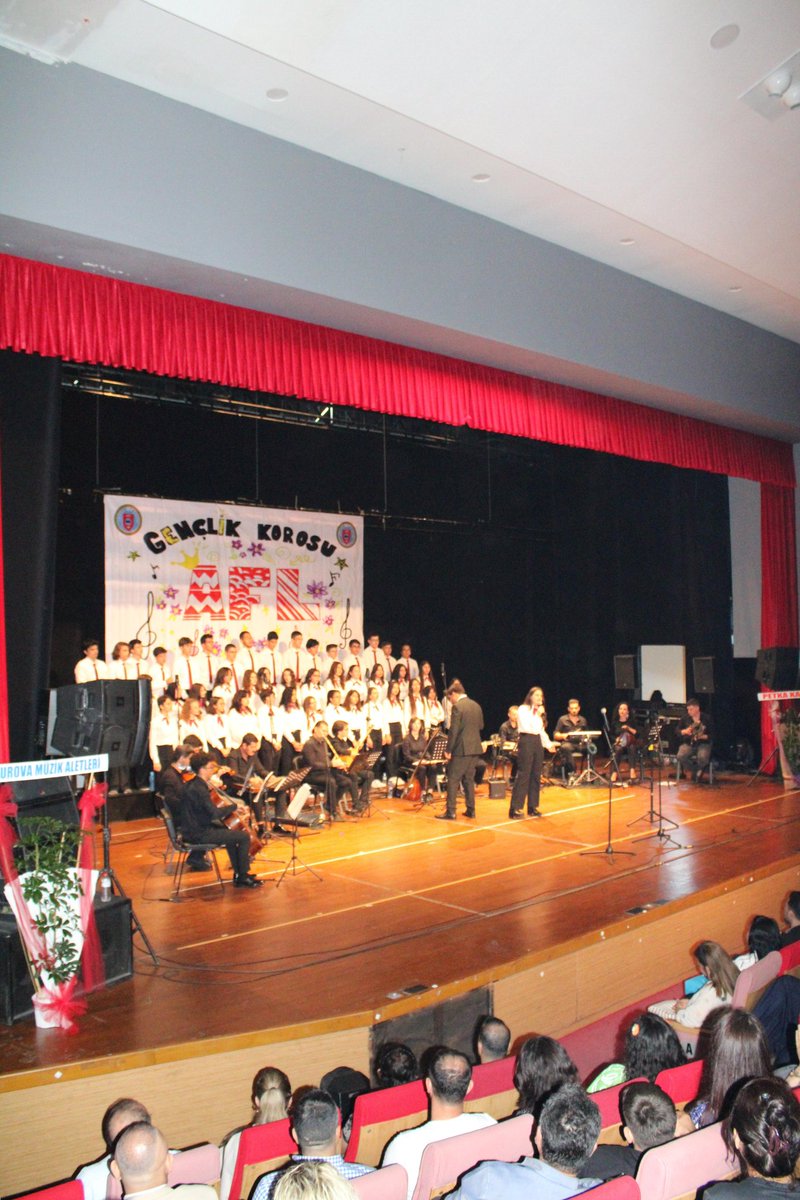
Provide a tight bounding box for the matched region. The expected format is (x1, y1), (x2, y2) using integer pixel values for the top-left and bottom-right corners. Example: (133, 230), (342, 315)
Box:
(236, 646), (261, 677)
(258, 705), (282, 748)
(360, 647), (390, 677)
(263, 649), (283, 687)
(149, 712), (179, 764)
(198, 653), (218, 686)
(517, 704), (556, 750)
(148, 660), (172, 695)
(174, 655), (198, 695)
(204, 711), (230, 754)
(109, 658), (135, 681)
(74, 656), (109, 683)
(178, 715), (207, 749)
(227, 708), (260, 748)
(398, 656), (420, 679)
(383, 699), (407, 735)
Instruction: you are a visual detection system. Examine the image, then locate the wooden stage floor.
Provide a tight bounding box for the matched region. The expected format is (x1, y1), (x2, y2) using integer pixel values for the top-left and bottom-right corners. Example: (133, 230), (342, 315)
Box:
(2, 770), (799, 1078)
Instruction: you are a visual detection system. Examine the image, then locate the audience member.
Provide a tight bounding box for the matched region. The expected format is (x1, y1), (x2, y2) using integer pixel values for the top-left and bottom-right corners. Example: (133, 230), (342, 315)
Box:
(319, 1066), (371, 1136)
(745, 916), (783, 962)
(252, 1089), (372, 1200)
(475, 1016), (511, 1064)
(514, 1035), (580, 1117)
(219, 1067), (292, 1200)
(587, 1013), (686, 1093)
(448, 1084), (601, 1200)
(780, 893), (800, 948)
(707, 1077), (800, 1200)
(374, 1042), (419, 1088)
(75, 1097), (152, 1200)
(110, 1123), (215, 1200)
(272, 1161), (358, 1200)
(381, 1047), (495, 1200)
(585, 1082), (677, 1180)
(679, 1008), (772, 1132)
(648, 940), (739, 1027)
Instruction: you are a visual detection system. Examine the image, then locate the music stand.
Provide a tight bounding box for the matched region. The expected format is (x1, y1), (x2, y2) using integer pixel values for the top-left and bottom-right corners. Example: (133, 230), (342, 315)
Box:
(357, 750), (389, 819)
(408, 733), (448, 811)
(631, 718), (682, 848)
(581, 712), (634, 862)
(275, 789), (323, 887)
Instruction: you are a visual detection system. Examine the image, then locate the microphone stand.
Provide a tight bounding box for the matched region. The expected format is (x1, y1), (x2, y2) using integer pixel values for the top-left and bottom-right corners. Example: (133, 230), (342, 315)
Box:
(581, 709), (634, 862)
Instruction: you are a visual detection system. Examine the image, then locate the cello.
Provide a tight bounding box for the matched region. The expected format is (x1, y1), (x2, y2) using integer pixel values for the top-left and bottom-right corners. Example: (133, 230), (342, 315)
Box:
(182, 768), (264, 858)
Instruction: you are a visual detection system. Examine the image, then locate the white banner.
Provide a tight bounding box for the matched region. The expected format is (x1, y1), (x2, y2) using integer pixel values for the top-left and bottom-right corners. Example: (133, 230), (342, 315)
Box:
(104, 496), (363, 665)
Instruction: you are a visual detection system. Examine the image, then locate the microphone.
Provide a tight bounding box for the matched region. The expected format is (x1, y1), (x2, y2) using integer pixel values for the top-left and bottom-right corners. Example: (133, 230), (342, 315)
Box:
(600, 707), (607, 715)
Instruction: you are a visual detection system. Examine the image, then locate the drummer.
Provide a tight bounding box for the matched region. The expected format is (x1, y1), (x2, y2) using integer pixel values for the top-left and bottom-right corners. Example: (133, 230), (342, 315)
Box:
(554, 698), (590, 786)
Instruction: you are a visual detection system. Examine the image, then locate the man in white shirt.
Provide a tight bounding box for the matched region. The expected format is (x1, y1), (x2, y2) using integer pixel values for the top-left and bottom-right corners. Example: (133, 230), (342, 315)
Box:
(381, 642), (397, 675)
(148, 646), (172, 697)
(305, 638), (323, 678)
(285, 629), (306, 683)
(109, 641), (134, 680)
(197, 632), (218, 687)
(381, 1047), (495, 1200)
(398, 643), (420, 679)
(223, 642), (242, 691)
(360, 633), (388, 678)
(74, 639), (108, 684)
(264, 631), (283, 688)
(127, 638), (147, 679)
(236, 629), (260, 677)
(342, 638), (362, 674)
(174, 636), (197, 696)
(75, 1097), (152, 1200)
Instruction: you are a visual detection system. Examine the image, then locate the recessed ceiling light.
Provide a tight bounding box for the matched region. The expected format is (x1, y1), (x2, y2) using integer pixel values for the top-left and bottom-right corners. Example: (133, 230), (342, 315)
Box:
(619, 238), (635, 246)
(471, 173), (491, 183)
(266, 88), (289, 102)
(710, 24), (739, 50)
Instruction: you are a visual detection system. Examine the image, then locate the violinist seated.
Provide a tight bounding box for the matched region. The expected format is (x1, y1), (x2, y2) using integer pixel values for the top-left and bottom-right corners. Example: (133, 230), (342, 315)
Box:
(554, 699), (589, 786)
(400, 716), (439, 801)
(301, 720), (351, 821)
(216, 734), (288, 836)
(330, 720), (373, 814)
(181, 752), (264, 889)
(676, 698), (714, 783)
(159, 743), (209, 873)
(610, 701), (641, 785)
(496, 706), (520, 781)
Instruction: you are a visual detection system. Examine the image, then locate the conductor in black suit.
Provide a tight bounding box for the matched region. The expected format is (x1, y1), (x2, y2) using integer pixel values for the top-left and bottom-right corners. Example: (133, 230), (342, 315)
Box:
(437, 679), (484, 820)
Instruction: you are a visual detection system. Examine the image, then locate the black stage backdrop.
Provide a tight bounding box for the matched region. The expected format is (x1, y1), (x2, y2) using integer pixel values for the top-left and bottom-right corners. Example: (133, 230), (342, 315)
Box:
(44, 363), (736, 757)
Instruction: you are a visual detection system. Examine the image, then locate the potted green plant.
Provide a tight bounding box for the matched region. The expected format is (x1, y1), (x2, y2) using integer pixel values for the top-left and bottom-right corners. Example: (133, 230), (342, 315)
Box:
(778, 708), (800, 783)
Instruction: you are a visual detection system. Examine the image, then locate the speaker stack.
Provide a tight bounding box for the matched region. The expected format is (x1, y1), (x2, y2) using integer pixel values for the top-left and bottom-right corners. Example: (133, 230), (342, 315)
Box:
(614, 655), (636, 690)
(755, 647), (798, 691)
(47, 680), (151, 766)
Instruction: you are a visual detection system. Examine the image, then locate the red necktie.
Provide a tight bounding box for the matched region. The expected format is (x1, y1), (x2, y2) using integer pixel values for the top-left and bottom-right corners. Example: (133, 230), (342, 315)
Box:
(271, 654), (277, 681)
(93, 663), (98, 680)
(208, 657), (213, 683)
(295, 653), (300, 679)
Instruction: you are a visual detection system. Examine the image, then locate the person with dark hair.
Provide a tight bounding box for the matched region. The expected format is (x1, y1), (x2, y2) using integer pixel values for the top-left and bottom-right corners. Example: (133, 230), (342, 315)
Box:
(476, 1016), (511, 1063)
(742, 916), (783, 965)
(585, 1082), (677, 1180)
(252, 1088), (372, 1200)
(381, 1047), (495, 1200)
(679, 1007), (772, 1132)
(676, 698), (714, 783)
(514, 1035), (580, 1117)
(75, 1098), (152, 1200)
(374, 1041), (419, 1088)
(780, 892), (800, 947)
(707, 1077), (800, 1199)
(649, 940), (739, 1027)
(449, 1084), (601, 1200)
(181, 752), (262, 888)
(437, 680), (485, 821)
(508, 687), (556, 819)
(587, 1012), (686, 1093)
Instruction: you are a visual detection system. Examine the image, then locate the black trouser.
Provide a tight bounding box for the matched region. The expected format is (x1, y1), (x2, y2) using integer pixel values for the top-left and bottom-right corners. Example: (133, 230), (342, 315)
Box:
(510, 733), (543, 815)
(445, 755), (479, 816)
(197, 824), (250, 878)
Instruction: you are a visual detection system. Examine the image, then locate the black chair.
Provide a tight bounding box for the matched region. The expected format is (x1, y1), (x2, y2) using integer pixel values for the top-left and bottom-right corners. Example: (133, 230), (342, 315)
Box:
(159, 807), (225, 898)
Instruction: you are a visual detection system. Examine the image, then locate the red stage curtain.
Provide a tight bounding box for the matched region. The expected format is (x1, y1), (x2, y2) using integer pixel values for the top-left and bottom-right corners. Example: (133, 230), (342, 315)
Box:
(0, 253), (794, 488)
(0, 447), (8, 763)
(760, 485), (800, 767)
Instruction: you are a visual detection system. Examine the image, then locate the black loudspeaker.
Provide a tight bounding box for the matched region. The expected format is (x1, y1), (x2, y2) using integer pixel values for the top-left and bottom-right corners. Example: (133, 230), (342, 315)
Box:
(755, 647), (798, 690)
(488, 780), (506, 799)
(692, 656), (715, 694)
(614, 655), (636, 690)
(50, 680), (151, 766)
(10, 778), (79, 835)
(0, 895), (133, 1024)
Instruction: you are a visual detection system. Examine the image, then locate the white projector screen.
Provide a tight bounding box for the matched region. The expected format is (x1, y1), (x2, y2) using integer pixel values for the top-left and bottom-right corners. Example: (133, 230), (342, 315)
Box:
(639, 645), (686, 704)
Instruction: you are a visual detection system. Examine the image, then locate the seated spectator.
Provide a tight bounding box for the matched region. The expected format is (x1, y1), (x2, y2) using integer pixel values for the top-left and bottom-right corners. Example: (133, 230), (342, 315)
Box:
(219, 1067), (292, 1200)
(448, 1084), (601, 1200)
(272, 1161), (358, 1200)
(381, 1046), (495, 1200)
(679, 1008), (772, 1132)
(706, 1077), (800, 1199)
(648, 940), (739, 1027)
(736, 916), (783, 970)
(374, 1041), (419, 1088)
(252, 1089), (372, 1200)
(514, 1035), (580, 1117)
(588, 1012), (686, 1093)
(475, 1016), (511, 1064)
(585, 1082), (677, 1179)
(754, 976), (800, 1066)
(319, 1066), (371, 1140)
(781, 892), (800, 948)
(110, 1122), (216, 1200)
(75, 1097), (152, 1200)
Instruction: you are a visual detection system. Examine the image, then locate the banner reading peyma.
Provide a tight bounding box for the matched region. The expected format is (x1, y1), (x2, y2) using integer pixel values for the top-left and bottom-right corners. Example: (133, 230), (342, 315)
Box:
(104, 496), (364, 663)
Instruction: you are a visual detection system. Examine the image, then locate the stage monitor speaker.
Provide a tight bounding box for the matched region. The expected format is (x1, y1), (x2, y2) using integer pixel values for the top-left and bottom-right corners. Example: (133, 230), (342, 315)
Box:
(755, 647), (798, 690)
(488, 780), (506, 799)
(614, 655), (636, 690)
(692, 656), (715, 694)
(10, 778), (79, 837)
(49, 680), (151, 767)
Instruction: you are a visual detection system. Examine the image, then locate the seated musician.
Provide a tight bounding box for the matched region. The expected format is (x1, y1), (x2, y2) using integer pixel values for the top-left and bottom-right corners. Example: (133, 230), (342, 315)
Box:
(330, 719), (373, 814)
(301, 720), (351, 821)
(218, 733), (285, 834)
(676, 698), (714, 783)
(401, 716), (438, 801)
(610, 701), (641, 784)
(496, 706), (520, 780)
(554, 699), (589, 785)
(181, 752), (263, 889)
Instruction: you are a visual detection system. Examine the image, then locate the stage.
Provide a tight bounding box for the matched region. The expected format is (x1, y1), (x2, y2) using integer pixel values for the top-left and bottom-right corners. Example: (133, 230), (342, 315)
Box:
(2, 770), (800, 1196)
